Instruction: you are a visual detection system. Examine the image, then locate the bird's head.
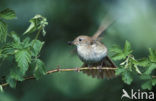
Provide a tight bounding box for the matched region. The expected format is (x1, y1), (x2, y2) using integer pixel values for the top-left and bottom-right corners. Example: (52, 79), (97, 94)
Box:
(68, 35), (93, 47)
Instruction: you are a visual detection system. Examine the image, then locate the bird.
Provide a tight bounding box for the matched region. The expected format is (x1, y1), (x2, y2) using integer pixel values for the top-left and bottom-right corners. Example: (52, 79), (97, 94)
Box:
(68, 15), (116, 79)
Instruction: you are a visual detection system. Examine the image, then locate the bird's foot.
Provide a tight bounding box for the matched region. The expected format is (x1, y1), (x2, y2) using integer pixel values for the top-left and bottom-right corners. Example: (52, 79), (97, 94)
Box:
(97, 65), (103, 72)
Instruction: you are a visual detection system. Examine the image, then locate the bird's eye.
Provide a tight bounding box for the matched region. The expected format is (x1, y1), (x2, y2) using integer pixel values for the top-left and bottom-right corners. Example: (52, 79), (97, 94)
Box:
(79, 38), (82, 41)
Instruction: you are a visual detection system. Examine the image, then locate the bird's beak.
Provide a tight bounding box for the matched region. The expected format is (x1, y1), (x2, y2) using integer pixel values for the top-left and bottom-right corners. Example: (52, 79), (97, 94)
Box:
(67, 41), (73, 45)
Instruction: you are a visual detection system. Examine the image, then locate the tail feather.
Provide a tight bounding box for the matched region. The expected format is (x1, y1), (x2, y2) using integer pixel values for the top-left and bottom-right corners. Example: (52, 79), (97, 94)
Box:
(81, 56), (116, 79)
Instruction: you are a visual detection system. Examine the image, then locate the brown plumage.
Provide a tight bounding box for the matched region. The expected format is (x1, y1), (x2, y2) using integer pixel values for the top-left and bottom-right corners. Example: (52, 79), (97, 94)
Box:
(82, 56), (116, 79)
(68, 15), (116, 79)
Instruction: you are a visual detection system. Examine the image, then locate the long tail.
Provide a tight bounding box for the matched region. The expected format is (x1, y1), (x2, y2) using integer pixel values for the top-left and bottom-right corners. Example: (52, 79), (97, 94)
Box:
(81, 56), (116, 79)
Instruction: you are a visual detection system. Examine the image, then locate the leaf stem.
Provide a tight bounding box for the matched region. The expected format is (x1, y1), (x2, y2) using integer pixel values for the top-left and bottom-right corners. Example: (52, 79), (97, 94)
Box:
(31, 27), (42, 47)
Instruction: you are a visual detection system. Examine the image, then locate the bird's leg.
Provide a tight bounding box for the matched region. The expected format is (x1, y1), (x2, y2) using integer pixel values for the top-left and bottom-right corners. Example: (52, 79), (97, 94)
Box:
(97, 61), (103, 72)
(87, 64), (92, 68)
(94, 62), (104, 78)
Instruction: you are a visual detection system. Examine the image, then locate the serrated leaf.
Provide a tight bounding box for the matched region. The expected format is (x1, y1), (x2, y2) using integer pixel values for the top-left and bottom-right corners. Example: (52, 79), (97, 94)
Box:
(134, 65), (142, 74)
(22, 37), (31, 48)
(111, 41), (133, 61)
(152, 79), (156, 86)
(33, 59), (46, 79)
(24, 15), (48, 35)
(11, 31), (20, 43)
(124, 40), (131, 52)
(0, 20), (7, 42)
(0, 50), (6, 59)
(15, 49), (31, 74)
(123, 40), (132, 56)
(0, 85), (3, 92)
(110, 45), (123, 53)
(31, 40), (44, 56)
(122, 71), (133, 85)
(2, 45), (15, 55)
(9, 67), (24, 81)
(2, 42), (20, 55)
(136, 58), (149, 67)
(141, 81), (152, 90)
(115, 67), (125, 76)
(112, 53), (126, 60)
(24, 19), (35, 34)
(140, 74), (151, 80)
(145, 63), (156, 75)
(0, 8), (16, 20)
(6, 76), (17, 88)
(6, 67), (24, 88)
(149, 48), (156, 62)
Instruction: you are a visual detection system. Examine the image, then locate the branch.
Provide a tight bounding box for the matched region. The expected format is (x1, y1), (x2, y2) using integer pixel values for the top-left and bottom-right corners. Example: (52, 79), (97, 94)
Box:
(1, 67), (116, 87)
(1, 67), (156, 87)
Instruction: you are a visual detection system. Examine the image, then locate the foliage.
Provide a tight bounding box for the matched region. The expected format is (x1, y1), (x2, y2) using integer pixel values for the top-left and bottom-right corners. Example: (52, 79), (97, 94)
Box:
(0, 85), (3, 92)
(0, 8), (155, 93)
(110, 40), (156, 90)
(0, 8), (48, 89)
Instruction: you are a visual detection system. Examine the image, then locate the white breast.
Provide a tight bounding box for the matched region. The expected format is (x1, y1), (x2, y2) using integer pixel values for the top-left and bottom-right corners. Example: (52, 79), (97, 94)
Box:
(77, 44), (107, 63)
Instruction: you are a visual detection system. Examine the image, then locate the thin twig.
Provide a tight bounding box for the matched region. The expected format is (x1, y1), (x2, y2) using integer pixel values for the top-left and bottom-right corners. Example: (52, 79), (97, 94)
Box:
(25, 67), (117, 80)
(152, 76), (156, 78)
(0, 67), (156, 87)
(0, 67), (116, 87)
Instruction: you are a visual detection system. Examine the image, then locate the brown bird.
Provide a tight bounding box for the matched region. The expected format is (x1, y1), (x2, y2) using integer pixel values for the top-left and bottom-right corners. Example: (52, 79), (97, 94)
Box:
(68, 15), (116, 79)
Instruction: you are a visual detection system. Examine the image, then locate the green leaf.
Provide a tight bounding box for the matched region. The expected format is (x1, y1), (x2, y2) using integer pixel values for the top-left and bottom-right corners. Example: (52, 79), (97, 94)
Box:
(31, 40), (44, 56)
(15, 49), (31, 74)
(111, 41), (133, 61)
(24, 19), (36, 34)
(122, 71), (133, 85)
(136, 58), (149, 67)
(0, 85), (3, 92)
(6, 76), (17, 88)
(145, 63), (156, 75)
(22, 37), (31, 48)
(152, 79), (156, 86)
(123, 40), (132, 56)
(134, 65), (142, 74)
(9, 67), (24, 81)
(141, 81), (152, 90)
(149, 48), (156, 62)
(0, 50), (7, 59)
(124, 40), (131, 52)
(0, 20), (7, 42)
(6, 67), (24, 88)
(140, 74), (151, 80)
(110, 45), (123, 53)
(33, 59), (46, 79)
(112, 53), (126, 61)
(24, 15), (48, 35)
(2, 43), (19, 55)
(115, 67), (125, 76)
(11, 31), (20, 43)
(0, 8), (16, 20)
(2, 46), (14, 55)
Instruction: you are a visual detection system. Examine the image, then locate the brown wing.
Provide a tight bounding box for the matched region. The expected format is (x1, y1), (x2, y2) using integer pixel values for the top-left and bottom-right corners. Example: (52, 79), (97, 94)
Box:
(102, 56), (116, 68)
(81, 56), (116, 79)
(92, 15), (115, 41)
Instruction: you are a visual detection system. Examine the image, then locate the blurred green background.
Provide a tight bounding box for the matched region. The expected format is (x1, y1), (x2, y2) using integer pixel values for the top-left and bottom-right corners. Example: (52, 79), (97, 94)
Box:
(0, 0), (156, 101)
